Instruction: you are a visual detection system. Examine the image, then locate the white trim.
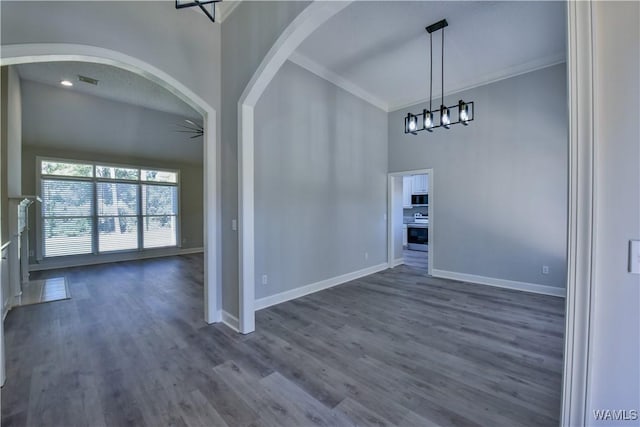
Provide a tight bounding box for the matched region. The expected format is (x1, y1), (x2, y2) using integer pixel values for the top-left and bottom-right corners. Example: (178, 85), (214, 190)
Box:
(387, 175), (395, 269)
(388, 57), (567, 113)
(238, 1), (352, 334)
(288, 52), (388, 111)
(203, 101), (220, 325)
(220, 310), (239, 332)
(238, 103), (255, 334)
(391, 258), (404, 268)
(387, 168), (433, 276)
(289, 54), (566, 114)
(255, 262), (388, 311)
(28, 247), (204, 272)
(561, 1), (595, 425)
(0, 44), (220, 326)
(431, 269), (566, 298)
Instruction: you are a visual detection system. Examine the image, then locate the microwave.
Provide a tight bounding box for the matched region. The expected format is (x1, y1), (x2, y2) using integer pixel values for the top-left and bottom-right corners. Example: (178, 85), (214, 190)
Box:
(411, 194), (428, 205)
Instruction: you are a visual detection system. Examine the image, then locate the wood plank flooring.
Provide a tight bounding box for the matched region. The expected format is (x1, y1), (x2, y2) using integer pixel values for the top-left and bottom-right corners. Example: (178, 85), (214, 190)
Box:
(403, 248), (428, 271)
(1, 255), (565, 426)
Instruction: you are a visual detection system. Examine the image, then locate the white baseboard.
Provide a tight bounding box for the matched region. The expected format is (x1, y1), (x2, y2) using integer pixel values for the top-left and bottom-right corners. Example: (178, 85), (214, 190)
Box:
(431, 269), (566, 297)
(391, 258), (404, 267)
(255, 262), (389, 311)
(220, 310), (239, 332)
(29, 247), (204, 271)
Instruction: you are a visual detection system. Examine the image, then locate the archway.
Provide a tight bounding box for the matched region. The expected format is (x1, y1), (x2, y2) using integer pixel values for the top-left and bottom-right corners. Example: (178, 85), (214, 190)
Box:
(237, 1), (351, 334)
(1, 43), (221, 325)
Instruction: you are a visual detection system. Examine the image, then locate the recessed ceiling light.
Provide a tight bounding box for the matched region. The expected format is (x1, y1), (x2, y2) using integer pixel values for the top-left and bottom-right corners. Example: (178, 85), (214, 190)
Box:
(60, 80), (73, 87)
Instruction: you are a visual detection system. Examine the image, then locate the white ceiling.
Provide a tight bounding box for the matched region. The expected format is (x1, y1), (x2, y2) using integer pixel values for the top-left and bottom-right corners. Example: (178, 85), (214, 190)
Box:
(16, 61), (201, 119)
(293, 1), (567, 111)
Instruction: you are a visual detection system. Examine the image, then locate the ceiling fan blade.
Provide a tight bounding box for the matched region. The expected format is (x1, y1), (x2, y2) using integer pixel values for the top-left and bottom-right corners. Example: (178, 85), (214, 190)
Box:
(177, 124), (203, 131)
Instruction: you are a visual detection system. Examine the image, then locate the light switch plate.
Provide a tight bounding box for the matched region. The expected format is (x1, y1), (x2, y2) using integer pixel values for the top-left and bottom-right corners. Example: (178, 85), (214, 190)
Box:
(629, 240), (640, 274)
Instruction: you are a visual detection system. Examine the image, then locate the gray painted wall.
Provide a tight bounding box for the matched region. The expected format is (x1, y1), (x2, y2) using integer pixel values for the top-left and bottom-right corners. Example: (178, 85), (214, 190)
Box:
(587, 1), (639, 414)
(253, 61), (388, 300)
(220, 1), (310, 315)
(1, 69), (12, 245)
(6, 68), (21, 198)
(22, 146), (204, 265)
(389, 64), (568, 288)
(21, 80), (204, 164)
(1, 66), (23, 314)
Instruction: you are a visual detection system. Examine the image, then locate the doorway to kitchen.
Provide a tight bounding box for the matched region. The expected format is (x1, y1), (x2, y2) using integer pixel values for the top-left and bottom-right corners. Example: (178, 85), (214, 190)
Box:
(387, 168), (433, 275)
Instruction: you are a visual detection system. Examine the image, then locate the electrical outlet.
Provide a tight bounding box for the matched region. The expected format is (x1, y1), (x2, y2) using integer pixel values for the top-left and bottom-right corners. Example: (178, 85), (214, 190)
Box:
(261, 274), (268, 285)
(365, 252), (369, 260)
(542, 265), (549, 275)
(29, 250), (34, 257)
(232, 219), (237, 231)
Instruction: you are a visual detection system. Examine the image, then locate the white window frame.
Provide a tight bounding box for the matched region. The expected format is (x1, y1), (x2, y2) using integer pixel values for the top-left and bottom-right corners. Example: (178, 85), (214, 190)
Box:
(36, 156), (181, 260)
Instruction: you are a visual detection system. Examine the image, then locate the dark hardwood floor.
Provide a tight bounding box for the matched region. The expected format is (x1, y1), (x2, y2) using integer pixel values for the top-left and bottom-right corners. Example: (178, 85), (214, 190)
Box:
(1, 254), (565, 426)
(403, 247), (428, 271)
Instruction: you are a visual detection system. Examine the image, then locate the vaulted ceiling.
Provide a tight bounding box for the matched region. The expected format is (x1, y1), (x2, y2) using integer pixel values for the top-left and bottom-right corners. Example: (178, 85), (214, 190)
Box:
(16, 61), (200, 119)
(292, 1), (566, 112)
(16, 62), (204, 163)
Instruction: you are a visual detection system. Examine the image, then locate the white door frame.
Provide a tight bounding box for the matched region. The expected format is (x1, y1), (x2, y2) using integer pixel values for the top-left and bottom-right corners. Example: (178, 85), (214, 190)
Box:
(561, 1), (596, 424)
(387, 169), (433, 275)
(0, 44), (221, 325)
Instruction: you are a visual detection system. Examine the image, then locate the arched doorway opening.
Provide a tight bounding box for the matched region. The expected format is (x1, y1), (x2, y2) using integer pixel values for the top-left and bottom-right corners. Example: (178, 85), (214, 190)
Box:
(1, 43), (221, 325)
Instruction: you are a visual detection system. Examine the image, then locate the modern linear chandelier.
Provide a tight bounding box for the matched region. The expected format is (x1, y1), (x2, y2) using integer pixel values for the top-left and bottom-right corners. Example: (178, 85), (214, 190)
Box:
(404, 19), (474, 135)
(176, 0), (221, 23)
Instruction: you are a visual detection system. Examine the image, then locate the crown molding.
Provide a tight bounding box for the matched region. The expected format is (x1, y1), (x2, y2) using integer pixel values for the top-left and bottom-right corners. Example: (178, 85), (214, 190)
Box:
(288, 50), (565, 114)
(288, 51), (389, 112)
(388, 54), (567, 112)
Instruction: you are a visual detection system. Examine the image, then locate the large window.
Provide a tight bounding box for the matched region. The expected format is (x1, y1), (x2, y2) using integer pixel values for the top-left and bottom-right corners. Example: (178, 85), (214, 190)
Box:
(40, 159), (179, 258)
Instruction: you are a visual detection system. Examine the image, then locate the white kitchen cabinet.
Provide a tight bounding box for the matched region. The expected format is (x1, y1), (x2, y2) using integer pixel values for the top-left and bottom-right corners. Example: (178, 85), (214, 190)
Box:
(402, 224), (408, 247)
(402, 176), (413, 208)
(412, 174), (428, 194)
